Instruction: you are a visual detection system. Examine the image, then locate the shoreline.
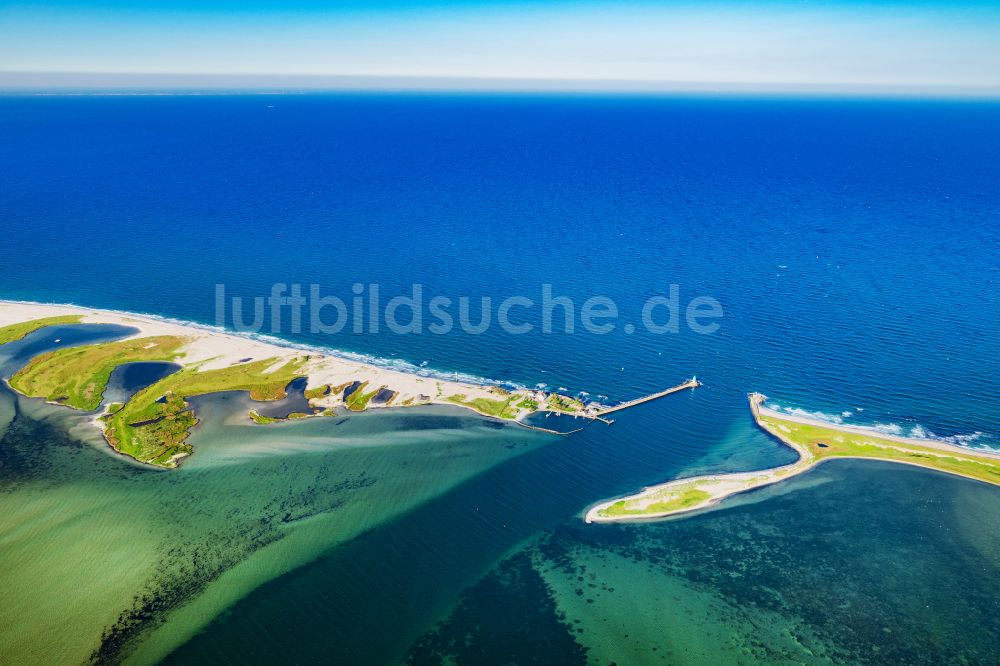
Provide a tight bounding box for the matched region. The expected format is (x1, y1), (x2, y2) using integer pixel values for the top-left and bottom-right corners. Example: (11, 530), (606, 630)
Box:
(756, 403), (1000, 459)
(585, 393), (1000, 523)
(4, 300), (678, 468)
(0, 300), (707, 467)
(0, 299), (656, 452)
(0, 300), (605, 425)
(0, 298), (529, 392)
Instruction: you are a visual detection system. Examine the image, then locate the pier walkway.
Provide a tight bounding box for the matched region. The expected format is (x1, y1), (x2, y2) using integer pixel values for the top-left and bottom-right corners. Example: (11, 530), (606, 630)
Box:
(594, 377), (701, 416)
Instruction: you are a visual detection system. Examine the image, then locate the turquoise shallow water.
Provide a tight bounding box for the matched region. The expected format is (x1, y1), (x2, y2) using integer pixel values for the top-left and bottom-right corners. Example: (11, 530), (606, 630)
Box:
(7, 360), (997, 665)
(2, 324), (998, 663)
(405, 461), (1000, 665)
(1, 94), (999, 663)
(0, 351), (550, 663)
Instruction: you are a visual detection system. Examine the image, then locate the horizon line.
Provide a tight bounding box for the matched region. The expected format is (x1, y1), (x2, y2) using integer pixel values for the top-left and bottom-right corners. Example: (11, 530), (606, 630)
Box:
(2, 71), (1000, 100)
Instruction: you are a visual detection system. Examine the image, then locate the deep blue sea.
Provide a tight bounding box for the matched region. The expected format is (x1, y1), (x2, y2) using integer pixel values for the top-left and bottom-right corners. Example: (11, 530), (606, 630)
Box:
(1, 94), (998, 663)
(1, 94), (998, 443)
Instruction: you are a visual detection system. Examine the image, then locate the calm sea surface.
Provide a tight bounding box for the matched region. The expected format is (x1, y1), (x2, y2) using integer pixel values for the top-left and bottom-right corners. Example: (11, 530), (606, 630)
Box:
(0, 94), (998, 664)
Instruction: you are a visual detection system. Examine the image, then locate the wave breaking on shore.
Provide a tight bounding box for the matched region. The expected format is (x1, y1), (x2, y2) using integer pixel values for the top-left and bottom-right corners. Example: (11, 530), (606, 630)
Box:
(765, 400), (995, 452)
(0, 299), (571, 396)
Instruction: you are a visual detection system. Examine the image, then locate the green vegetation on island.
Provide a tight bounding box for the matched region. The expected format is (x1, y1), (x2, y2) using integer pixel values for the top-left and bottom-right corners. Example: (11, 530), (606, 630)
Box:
(248, 410), (282, 425)
(602, 488), (711, 517)
(304, 384), (331, 400)
(0, 315), (84, 345)
(102, 357), (308, 467)
(757, 412), (1000, 486)
(546, 394), (585, 413)
(2, 326), (583, 467)
(0, 314), (626, 470)
(10, 335), (187, 410)
(516, 397), (539, 410)
(345, 382), (379, 411)
(446, 393), (517, 419)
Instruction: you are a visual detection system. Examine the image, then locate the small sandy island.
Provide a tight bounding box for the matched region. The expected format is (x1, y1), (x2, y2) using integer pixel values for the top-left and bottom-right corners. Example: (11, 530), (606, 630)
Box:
(585, 393), (1000, 523)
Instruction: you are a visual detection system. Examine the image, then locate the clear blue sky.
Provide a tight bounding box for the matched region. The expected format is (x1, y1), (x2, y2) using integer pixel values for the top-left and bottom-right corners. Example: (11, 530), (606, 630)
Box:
(2, 1), (999, 93)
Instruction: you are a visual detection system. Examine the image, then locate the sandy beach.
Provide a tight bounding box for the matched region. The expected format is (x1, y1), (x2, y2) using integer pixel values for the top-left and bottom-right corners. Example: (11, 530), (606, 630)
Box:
(0, 300), (538, 419)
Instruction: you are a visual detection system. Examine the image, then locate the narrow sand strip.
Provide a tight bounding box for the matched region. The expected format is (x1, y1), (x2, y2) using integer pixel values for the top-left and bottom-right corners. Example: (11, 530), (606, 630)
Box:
(0, 300), (569, 422)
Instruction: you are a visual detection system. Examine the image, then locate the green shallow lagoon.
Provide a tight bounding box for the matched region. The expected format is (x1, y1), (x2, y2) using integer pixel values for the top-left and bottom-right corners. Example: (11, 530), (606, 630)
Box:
(1, 329), (999, 665)
(0, 384), (547, 664)
(5, 377), (1000, 665)
(407, 461), (1000, 665)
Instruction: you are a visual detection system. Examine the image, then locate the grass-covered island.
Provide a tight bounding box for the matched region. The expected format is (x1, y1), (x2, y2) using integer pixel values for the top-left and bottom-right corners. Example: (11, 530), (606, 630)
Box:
(0, 303), (640, 468)
(10, 335), (188, 410)
(585, 392), (1000, 522)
